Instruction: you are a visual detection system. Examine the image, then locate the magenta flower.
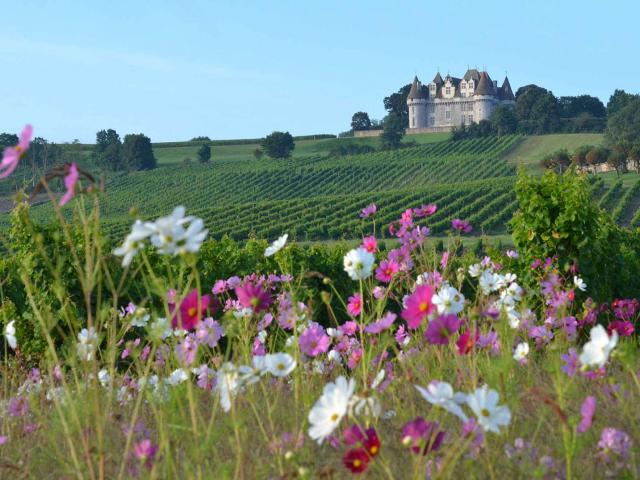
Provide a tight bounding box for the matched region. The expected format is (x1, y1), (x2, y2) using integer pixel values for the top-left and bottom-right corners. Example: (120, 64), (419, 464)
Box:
(375, 259), (399, 283)
(212, 279), (227, 294)
(339, 321), (359, 336)
(401, 285), (435, 329)
(343, 424), (365, 445)
(439, 251), (449, 270)
(235, 282), (272, 313)
(360, 203), (377, 218)
(425, 314), (461, 345)
(577, 396), (596, 434)
(414, 203), (437, 218)
(347, 293), (362, 317)
(133, 439), (159, 470)
(361, 235), (377, 253)
(0, 124), (32, 179)
(59, 163), (79, 206)
(561, 348), (579, 377)
(451, 218), (472, 234)
(8, 396), (29, 417)
(172, 289), (211, 330)
(195, 317), (224, 348)
(364, 312), (396, 334)
(299, 322), (330, 357)
(597, 428), (631, 462)
(175, 334), (198, 366)
(608, 320), (634, 337)
(611, 298), (638, 321)
(456, 329), (477, 355)
(401, 417), (445, 455)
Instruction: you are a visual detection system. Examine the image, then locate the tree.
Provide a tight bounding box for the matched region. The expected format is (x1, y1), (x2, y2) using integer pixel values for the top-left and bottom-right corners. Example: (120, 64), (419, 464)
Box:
(515, 85), (561, 134)
(607, 150), (627, 176)
(490, 106), (518, 136)
(94, 129), (122, 171)
(541, 149), (571, 172)
(383, 83), (426, 128)
(261, 131), (295, 159)
(122, 134), (156, 170)
(606, 97), (640, 153)
(0, 133), (18, 151)
(380, 113), (405, 150)
(350, 112), (372, 131)
(191, 136), (211, 142)
(558, 95), (606, 118)
(607, 89), (639, 116)
(197, 143), (212, 163)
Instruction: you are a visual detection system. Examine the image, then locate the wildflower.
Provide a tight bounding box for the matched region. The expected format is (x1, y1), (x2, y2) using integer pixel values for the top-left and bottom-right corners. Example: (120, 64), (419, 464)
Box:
(415, 381), (468, 421)
(432, 285), (465, 315)
(148, 206), (208, 255)
(235, 282), (271, 313)
(165, 368), (189, 386)
(113, 220), (155, 267)
(172, 289), (211, 330)
(59, 163), (79, 206)
(451, 218), (472, 233)
(395, 325), (409, 347)
(579, 324), (618, 369)
(375, 259), (399, 283)
(134, 439), (158, 471)
(308, 376), (355, 443)
(364, 312), (396, 334)
(343, 424), (365, 445)
(76, 327), (99, 361)
(8, 396), (29, 417)
(343, 448), (370, 474)
(466, 385), (511, 433)
(573, 276), (586, 292)
(212, 279), (227, 294)
(195, 317), (224, 348)
(98, 369), (112, 388)
(176, 335), (198, 366)
(401, 417), (445, 455)
(401, 285), (435, 329)
(0, 124), (32, 179)
(361, 235), (377, 253)
(265, 233), (288, 257)
(347, 294), (362, 317)
(513, 342), (530, 362)
(607, 320), (634, 337)
(468, 263), (482, 277)
(359, 203), (377, 218)
(529, 325), (553, 348)
(216, 363), (240, 412)
(506, 249), (519, 259)
(362, 428), (380, 457)
(4, 320), (16, 350)
(299, 322), (330, 357)
(149, 317), (172, 340)
(425, 314), (461, 345)
(596, 427), (631, 462)
(414, 203), (437, 217)
(264, 353), (296, 377)
(479, 270), (499, 295)
(343, 248), (375, 280)
(456, 329), (476, 355)
(577, 396), (596, 434)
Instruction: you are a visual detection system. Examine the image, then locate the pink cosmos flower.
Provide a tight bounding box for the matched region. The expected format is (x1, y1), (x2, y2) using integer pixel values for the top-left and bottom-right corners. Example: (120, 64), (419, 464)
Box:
(347, 294), (362, 317)
(401, 417), (445, 455)
(561, 348), (579, 377)
(401, 285), (435, 329)
(456, 329), (478, 355)
(195, 317), (224, 348)
(425, 314), (461, 345)
(176, 334), (198, 366)
(375, 259), (399, 283)
(364, 312), (396, 334)
(414, 203), (437, 218)
(360, 203), (377, 218)
(343, 424), (365, 445)
(172, 289), (211, 330)
(372, 286), (385, 299)
(577, 396), (596, 434)
(252, 337), (266, 356)
(343, 448), (370, 474)
(235, 282), (272, 313)
(361, 236), (377, 253)
(347, 348), (362, 369)
(298, 322), (330, 357)
(59, 163), (79, 206)
(212, 279), (227, 294)
(451, 218), (472, 234)
(8, 396), (29, 417)
(133, 439), (159, 471)
(0, 124), (32, 179)
(339, 321), (359, 336)
(440, 251), (449, 270)
(395, 325), (409, 346)
(608, 320), (634, 336)
(506, 249), (519, 259)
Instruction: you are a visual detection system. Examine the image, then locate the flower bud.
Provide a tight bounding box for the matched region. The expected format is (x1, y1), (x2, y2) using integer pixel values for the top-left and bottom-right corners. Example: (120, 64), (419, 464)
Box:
(320, 291), (331, 304)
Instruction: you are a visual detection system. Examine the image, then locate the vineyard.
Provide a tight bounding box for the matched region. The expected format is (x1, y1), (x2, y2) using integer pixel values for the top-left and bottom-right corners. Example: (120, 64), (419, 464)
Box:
(2, 133), (640, 242)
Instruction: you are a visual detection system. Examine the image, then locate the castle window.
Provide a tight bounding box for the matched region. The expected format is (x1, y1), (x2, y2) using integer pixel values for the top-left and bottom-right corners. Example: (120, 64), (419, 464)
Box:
(445, 110), (451, 119)
(430, 117), (435, 125)
(445, 87), (451, 95)
(468, 114), (473, 123)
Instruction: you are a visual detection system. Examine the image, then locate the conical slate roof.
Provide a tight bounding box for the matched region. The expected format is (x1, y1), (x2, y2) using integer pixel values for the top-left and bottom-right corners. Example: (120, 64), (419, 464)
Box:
(432, 72), (443, 85)
(475, 71), (494, 95)
(463, 69), (480, 82)
(407, 76), (428, 100)
(499, 76), (515, 101)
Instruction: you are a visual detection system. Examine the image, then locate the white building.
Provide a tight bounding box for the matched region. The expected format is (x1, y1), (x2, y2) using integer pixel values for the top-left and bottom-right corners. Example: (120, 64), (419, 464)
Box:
(406, 69), (515, 133)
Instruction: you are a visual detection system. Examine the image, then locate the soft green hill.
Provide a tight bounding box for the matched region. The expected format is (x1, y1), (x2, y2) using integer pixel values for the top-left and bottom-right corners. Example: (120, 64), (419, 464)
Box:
(503, 133), (604, 170)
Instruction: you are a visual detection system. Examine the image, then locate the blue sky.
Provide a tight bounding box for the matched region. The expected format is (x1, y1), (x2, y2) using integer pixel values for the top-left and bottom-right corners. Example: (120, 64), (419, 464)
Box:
(2, 0), (638, 143)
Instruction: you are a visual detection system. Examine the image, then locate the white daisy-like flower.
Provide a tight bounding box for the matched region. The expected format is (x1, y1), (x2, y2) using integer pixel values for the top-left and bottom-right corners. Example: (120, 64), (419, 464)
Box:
(513, 342), (530, 361)
(479, 270), (499, 295)
(165, 368), (189, 386)
(327, 349), (342, 363)
(579, 324), (617, 369)
(98, 369), (112, 388)
(130, 307), (150, 328)
(415, 381), (468, 421)
(265, 234), (288, 257)
(4, 320), (17, 350)
(351, 394), (381, 418)
(432, 285), (465, 315)
(149, 317), (172, 340)
(148, 206), (208, 256)
(216, 363), (239, 412)
(468, 264), (482, 278)
(76, 327), (99, 362)
(308, 376), (356, 443)
(343, 248), (375, 280)
(573, 276), (587, 292)
(113, 220), (154, 267)
(466, 385), (511, 433)
(263, 353), (296, 377)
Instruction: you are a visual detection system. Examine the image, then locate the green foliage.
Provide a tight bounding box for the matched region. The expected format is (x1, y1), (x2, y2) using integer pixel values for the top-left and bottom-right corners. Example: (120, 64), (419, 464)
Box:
(380, 113), (405, 150)
(606, 89), (639, 116)
(491, 106), (518, 136)
(94, 129), (123, 171)
(515, 85), (561, 134)
(383, 84), (413, 128)
(197, 143), (212, 164)
(350, 111), (372, 131)
(511, 168), (640, 300)
(122, 133), (157, 170)
(261, 131), (295, 159)
(559, 95), (606, 118)
(605, 97), (640, 152)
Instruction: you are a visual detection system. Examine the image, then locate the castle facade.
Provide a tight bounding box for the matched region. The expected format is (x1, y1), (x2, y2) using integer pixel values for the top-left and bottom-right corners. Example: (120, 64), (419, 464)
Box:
(406, 69), (515, 133)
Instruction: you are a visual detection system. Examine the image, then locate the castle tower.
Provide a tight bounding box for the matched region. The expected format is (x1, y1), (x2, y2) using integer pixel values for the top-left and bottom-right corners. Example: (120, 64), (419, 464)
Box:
(474, 71), (496, 121)
(407, 76), (428, 129)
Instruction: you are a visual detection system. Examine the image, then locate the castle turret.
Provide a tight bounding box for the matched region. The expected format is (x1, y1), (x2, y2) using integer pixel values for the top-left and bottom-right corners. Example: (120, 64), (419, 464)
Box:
(474, 71), (496, 121)
(407, 76), (428, 129)
(498, 76), (515, 103)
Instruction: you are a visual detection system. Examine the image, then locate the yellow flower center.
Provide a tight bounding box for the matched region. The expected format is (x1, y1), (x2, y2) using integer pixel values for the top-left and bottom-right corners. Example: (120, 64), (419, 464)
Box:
(353, 459), (361, 468)
(277, 363), (285, 370)
(370, 445), (378, 455)
(187, 307), (197, 317)
(481, 408), (490, 417)
(330, 413), (339, 422)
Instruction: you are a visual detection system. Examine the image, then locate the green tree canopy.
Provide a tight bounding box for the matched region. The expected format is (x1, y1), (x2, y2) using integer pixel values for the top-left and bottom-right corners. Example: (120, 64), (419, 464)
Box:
(607, 89), (639, 116)
(380, 113), (405, 150)
(558, 95), (606, 118)
(606, 97), (640, 152)
(93, 129), (123, 171)
(350, 111), (372, 131)
(122, 133), (157, 171)
(261, 131), (295, 159)
(515, 85), (561, 134)
(490, 106), (518, 136)
(197, 143), (212, 163)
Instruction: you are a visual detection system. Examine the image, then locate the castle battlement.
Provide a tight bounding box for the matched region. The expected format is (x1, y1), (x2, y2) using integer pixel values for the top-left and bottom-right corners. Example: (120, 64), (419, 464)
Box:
(406, 69), (515, 133)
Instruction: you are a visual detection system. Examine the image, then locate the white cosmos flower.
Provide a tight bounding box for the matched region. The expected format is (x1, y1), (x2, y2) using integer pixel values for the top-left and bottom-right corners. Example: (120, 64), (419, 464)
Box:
(579, 324), (618, 369)
(506, 308), (521, 329)
(343, 248), (375, 280)
(432, 285), (465, 315)
(113, 220), (154, 267)
(263, 353), (296, 377)
(265, 234), (288, 257)
(415, 381), (468, 421)
(217, 363), (240, 412)
(479, 270), (499, 295)
(513, 342), (530, 361)
(130, 307), (150, 327)
(573, 276), (587, 292)
(468, 264), (482, 277)
(466, 385), (511, 433)
(308, 376), (356, 443)
(4, 320), (17, 350)
(149, 317), (172, 340)
(98, 369), (112, 388)
(165, 368), (189, 386)
(351, 394), (381, 418)
(76, 327), (99, 362)
(148, 206), (208, 256)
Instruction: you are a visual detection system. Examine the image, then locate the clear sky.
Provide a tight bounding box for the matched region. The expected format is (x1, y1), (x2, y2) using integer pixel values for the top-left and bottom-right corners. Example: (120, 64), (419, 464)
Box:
(2, 0), (638, 143)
